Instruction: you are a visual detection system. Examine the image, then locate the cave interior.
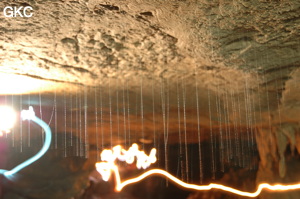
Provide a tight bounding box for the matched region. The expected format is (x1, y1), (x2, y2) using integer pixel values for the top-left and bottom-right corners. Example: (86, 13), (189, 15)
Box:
(1, 0), (300, 199)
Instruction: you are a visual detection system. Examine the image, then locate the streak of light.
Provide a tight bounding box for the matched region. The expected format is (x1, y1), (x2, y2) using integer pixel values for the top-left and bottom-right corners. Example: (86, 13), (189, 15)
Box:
(0, 106), (52, 179)
(96, 143), (156, 181)
(114, 168), (300, 197)
(96, 144), (300, 197)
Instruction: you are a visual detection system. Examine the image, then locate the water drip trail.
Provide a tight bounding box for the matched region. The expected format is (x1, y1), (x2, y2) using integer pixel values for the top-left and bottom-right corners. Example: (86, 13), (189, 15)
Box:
(237, 91), (244, 167)
(99, 86), (104, 149)
(224, 91), (232, 161)
(222, 92), (229, 164)
(166, 79), (170, 168)
(109, 79), (113, 148)
(254, 79), (261, 166)
(152, 76), (156, 148)
(11, 94), (15, 147)
(95, 86), (99, 160)
(70, 92), (73, 147)
(84, 86), (88, 158)
(55, 88), (58, 150)
(39, 89), (43, 144)
(116, 80), (120, 142)
(215, 82), (224, 172)
(230, 88), (240, 166)
(248, 78), (257, 170)
(195, 70), (203, 183)
(122, 83), (127, 147)
(27, 93), (31, 147)
(134, 88), (138, 143)
(19, 94), (23, 152)
(182, 77), (189, 182)
(126, 81), (131, 148)
(75, 88), (79, 156)
(64, 91), (67, 157)
(176, 72), (184, 180)
(79, 88), (83, 157)
(160, 78), (168, 184)
(140, 77), (145, 149)
(207, 88), (216, 179)
(244, 75), (251, 167)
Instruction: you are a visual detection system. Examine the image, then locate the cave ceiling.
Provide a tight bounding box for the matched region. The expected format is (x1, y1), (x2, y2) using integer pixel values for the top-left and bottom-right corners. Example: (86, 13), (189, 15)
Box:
(0, 0), (300, 145)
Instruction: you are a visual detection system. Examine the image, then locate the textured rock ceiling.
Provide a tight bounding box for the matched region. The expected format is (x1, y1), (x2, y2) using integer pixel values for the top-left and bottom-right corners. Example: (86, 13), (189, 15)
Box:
(1, 0), (300, 127)
(1, 0), (300, 199)
(1, 0), (299, 88)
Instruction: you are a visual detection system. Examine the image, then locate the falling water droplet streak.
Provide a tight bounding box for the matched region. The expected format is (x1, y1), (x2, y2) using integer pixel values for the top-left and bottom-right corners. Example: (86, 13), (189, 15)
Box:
(54, 88), (58, 150)
(11, 94), (15, 147)
(122, 83), (127, 147)
(160, 78), (168, 185)
(222, 92), (230, 164)
(75, 89), (79, 156)
(79, 89), (83, 157)
(230, 88), (239, 166)
(116, 82), (120, 142)
(237, 93), (244, 167)
(224, 91), (232, 161)
(28, 93), (31, 147)
(152, 76), (156, 149)
(100, 86), (104, 150)
(207, 88), (215, 180)
(215, 82), (224, 172)
(195, 71), (203, 183)
(140, 78), (145, 150)
(84, 86), (88, 158)
(182, 78), (189, 182)
(244, 75), (252, 167)
(176, 76), (184, 180)
(39, 89), (43, 145)
(20, 94), (23, 153)
(126, 81), (131, 148)
(70, 92), (73, 147)
(64, 91), (67, 157)
(109, 79), (113, 148)
(95, 86), (99, 161)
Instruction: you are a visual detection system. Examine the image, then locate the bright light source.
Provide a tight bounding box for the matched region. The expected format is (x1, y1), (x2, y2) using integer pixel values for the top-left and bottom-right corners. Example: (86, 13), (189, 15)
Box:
(21, 106), (35, 121)
(1, 106), (53, 178)
(0, 106), (16, 136)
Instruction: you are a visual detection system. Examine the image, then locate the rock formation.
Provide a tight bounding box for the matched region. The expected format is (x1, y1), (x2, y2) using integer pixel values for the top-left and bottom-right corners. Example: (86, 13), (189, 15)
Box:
(1, 0), (300, 198)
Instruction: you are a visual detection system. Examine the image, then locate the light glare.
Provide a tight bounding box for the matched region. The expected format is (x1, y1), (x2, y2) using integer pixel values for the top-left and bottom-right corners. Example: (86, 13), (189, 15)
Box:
(0, 72), (65, 95)
(0, 106), (16, 135)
